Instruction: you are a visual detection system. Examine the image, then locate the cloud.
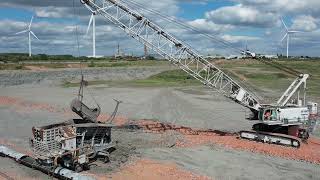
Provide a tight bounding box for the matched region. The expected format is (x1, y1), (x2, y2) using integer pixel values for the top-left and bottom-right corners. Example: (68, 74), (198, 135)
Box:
(187, 19), (233, 34)
(35, 7), (74, 18)
(235, 0), (320, 17)
(291, 15), (318, 32)
(0, 0), (181, 18)
(205, 4), (279, 28)
(221, 34), (260, 43)
(0, 0), (320, 57)
(0, 0), (184, 56)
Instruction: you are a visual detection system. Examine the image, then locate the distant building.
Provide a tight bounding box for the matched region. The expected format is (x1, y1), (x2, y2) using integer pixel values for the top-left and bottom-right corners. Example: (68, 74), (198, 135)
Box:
(259, 55), (279, 59)
(86, 55), (104, 58)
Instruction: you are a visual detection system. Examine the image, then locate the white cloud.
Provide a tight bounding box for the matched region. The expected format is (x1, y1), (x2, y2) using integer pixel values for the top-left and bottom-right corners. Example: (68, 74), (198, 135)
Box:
(235, 0), (320, 17)
(0, 0), (320, 56)
(205, 4), (279, 28)
(35, 7), (73, 18)
(291, 15), (318, 32)
(187, 19), (233, 33)
(221, 34), (260, 43)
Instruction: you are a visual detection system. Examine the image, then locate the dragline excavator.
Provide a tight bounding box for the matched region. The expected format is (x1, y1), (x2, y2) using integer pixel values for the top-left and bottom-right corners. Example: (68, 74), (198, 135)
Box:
(80, 0), (318, 148)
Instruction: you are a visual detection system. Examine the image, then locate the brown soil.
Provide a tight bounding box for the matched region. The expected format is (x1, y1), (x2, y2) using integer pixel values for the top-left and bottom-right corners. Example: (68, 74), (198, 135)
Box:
(67, 64), (88, 68)
(86, 158), (212, 180)
(131, 120), (320, 164)
(24, 66), (49, 71)
(1, 96), (320, 164)
(0, 171), (40, 180)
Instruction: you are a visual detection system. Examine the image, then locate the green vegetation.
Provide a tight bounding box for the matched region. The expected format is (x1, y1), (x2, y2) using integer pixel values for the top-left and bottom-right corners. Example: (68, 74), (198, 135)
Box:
(0, 53), (159, 63)
(85, 60), (167, 68)
(63, 69), (202, 88)
(0, 64), (28, 70)
(219, 60), (320, 97)
(0, 60), (168, 71)
(131, 70), (201, 87)
(62, 59), (320, 98)
(0, 53), (111, 62)
(1, 54), (318, 97)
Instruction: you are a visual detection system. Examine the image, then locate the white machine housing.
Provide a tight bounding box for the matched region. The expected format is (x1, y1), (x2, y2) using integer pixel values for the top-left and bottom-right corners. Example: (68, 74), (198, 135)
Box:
(259, 106), (310, 126)
(307, 102), (318, 115)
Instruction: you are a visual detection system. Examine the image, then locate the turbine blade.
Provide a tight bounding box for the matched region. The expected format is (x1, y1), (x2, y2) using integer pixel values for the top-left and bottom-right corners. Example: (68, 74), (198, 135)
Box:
(281, 18), (288, 31)
(86, 14), (93, 35)
(29, 16), (34, 29)
(289, 30), (302, 33)
(30, 31), (39, 40)
(280, 33), (288, 42)
(15, 29), (28, 35)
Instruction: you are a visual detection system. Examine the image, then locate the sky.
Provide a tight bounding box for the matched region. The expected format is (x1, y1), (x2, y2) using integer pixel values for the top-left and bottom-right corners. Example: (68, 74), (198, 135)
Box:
(0, 0), (320, 57)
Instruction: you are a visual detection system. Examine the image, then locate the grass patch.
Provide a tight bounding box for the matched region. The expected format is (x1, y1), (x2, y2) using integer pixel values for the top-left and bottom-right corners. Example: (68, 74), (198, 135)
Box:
(87, 60), (167, 68)
(62, 70), (202, 88)
(0, 64), (27, 70)
(219, 60), (320, 97)
(57, 59), (320, 98)
(0, 60), (169, 70)
(131, 70), (201, 87)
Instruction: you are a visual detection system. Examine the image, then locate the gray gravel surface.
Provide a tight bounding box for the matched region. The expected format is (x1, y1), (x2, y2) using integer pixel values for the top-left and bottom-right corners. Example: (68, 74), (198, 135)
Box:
(0, 67), (319, 180)
(0, 66), (174, 86)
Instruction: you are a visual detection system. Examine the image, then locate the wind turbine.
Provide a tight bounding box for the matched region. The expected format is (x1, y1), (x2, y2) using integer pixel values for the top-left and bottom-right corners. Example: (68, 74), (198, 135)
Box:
(241, 41), (256, 58)
(15, 16), (39, 57)
(280, 18), (301, 58)
(86, 11), (97, 58)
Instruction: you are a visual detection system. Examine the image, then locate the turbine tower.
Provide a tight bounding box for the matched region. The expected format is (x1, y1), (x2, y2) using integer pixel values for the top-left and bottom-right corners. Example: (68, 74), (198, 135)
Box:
(86, 11), (96, 58)
(15, 16), (39, 57)
(281, 18), (300, 58)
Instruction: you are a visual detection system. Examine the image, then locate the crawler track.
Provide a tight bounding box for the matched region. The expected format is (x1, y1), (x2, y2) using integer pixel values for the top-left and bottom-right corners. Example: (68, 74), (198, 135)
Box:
(240, 130), (301, 148)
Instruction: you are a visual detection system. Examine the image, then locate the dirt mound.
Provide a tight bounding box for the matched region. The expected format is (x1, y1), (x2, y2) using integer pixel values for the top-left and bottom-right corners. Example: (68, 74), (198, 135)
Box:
(24, 66), (49, 71)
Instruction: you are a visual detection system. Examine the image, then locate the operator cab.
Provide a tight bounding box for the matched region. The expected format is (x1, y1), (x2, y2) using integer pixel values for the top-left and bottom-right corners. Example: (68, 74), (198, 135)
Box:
(258, 108), (280, 124)
(258, 106), (310, 126)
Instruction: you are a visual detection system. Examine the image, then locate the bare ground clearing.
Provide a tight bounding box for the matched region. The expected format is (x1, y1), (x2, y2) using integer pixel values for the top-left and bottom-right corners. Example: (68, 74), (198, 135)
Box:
(0, 65), (319, 180)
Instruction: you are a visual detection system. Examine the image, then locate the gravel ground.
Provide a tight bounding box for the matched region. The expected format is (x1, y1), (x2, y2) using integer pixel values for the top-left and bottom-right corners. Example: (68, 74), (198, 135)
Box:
(0, 85), (252, 132)
(0, 66), (175, 86)
(142, 145), (320, 180)
(0, 67), (319, 180)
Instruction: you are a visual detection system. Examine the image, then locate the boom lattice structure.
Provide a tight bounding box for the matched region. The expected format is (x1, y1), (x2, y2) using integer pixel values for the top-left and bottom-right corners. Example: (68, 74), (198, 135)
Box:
(81, 0), (261, 111)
